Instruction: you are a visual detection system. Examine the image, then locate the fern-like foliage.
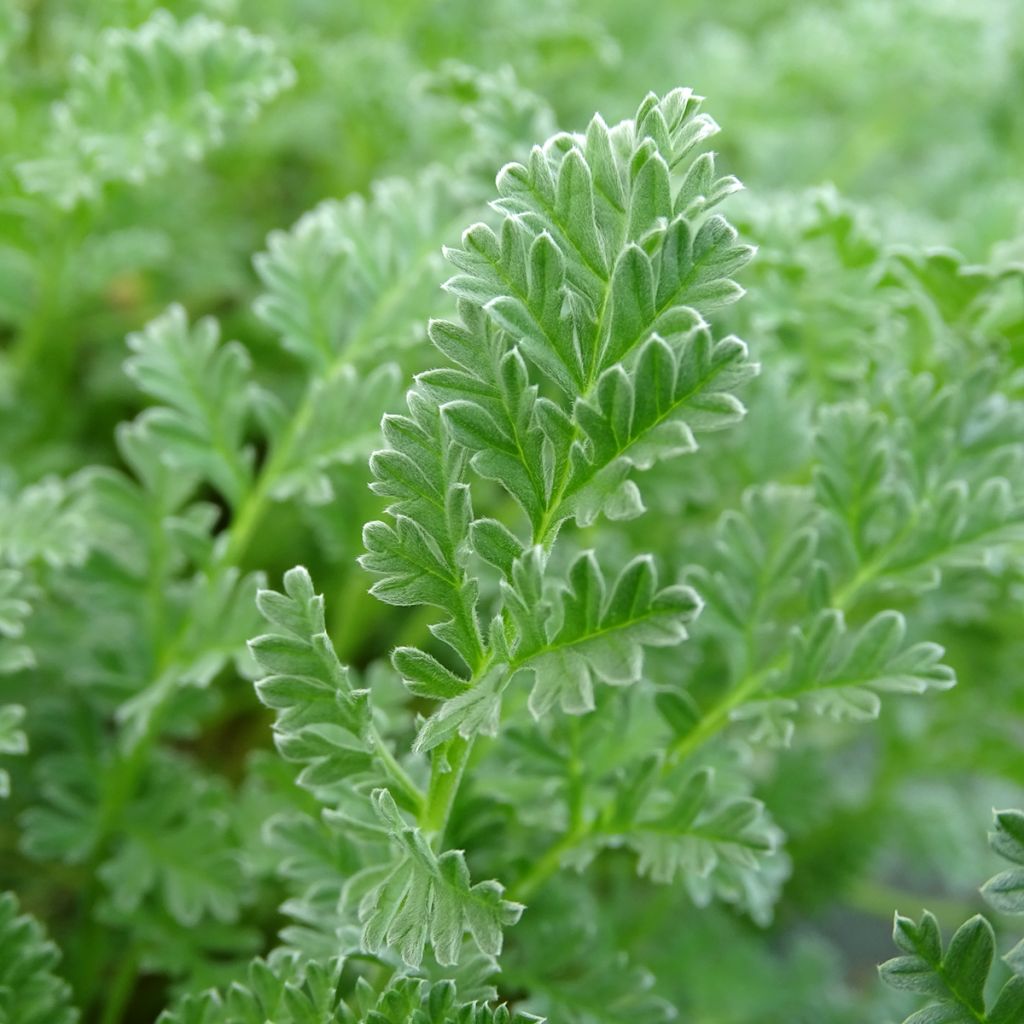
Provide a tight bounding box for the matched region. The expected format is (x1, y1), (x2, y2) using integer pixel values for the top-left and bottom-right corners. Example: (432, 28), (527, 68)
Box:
(6, 75), (547, 1000)
(880, 809), (1024, 1023)
(238, 93), (775, 979)
(96, 756), (247, 928)
(2, 9), (1021, 1015)
(125, 305), (257, 509)
(348, 789), (523, 968)
(160, 964), (538, 1024)
(0, 480), (88, 569)
(0, 703), (26, 799)
(17, 11), (295, 207)
(251, 568), (521, 968)
(0, 569), (32, 662)
(676, 358), (1023, 754)
(254, 170), (473, 370)
(362, 89), (755, 752)
(0, 892), (77, 1024)
(250, 567), (380, 799)
(94, 272), (408, 731)
(0, 479), (89, 797)
(604, 763), (783, 923)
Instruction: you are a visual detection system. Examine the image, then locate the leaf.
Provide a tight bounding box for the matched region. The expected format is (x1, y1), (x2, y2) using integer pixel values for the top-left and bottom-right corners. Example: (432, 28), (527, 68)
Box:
(363, 402), (484, 670)
(425, 91), (755, 537)
(654, 689), (702, 739)
(362, 517), (466, 610)
(117, 568), (263, 740)
(392, 646), (471, 700)
(0, 892), (77, 1024)
(982, 808), (1024, 916)
(0, 480), (89, 570)
(363, 91), (753, 776)
(159, 965), (538, 1024)
(125, 305), (254, 507)
(158, 953), (341, 1024)
(412, 664), (506, 753)
(609, 766), (785, 925)
(773, 609), (956, 723)
(0, 704), (27, 799)
(943, 916), (994, 1014)
(98, 758), (245, 928)
(879, 956), (947, 996)
(17, 11), (295, 207)
(902, 1008), (972, 1024)
(356, 791), (522, 968)
(989, 976), (1024, 1024)
(990, 809), (1024, 867)
(0, 570), (32, 644)
(516, 553), (702, 718)
(685, 484), (819, 645)
(470, 518), (526, 578)
(982, 869), (1024, 915)
(254, 170), (469, 368)
(568, 329), (757, 525)
(814, 386), (1024, 597)
(267, 363), (403, 505)
(18, 740), (107, 866)
(250, 568), (371, 796)
(880, 909), (1005, 1023)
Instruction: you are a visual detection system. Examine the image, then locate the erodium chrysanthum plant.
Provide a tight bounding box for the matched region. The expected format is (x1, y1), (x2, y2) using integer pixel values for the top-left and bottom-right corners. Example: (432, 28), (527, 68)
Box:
(2, 4), (1024, 1023)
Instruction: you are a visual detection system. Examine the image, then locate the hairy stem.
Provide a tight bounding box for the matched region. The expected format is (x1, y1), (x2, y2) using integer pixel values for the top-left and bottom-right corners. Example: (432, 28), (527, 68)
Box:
(421, 734), (474, 840)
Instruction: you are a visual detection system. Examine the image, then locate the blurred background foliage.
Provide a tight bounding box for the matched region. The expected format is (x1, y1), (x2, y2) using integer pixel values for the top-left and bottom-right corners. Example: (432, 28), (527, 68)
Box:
(0, 1), (1022, 1022)
(3, 0), (1022, 478)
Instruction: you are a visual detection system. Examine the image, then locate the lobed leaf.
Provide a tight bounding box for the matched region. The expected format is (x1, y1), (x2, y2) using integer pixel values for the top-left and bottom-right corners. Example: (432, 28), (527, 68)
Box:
(17, 11), (294, 207)
(0, 892), (77, 1024)
(354, 791), (523, 968)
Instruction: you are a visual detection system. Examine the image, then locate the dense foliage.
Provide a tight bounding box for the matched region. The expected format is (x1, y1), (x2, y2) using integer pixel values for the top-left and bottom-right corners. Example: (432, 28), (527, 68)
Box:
(1, 2), (1022, 1023)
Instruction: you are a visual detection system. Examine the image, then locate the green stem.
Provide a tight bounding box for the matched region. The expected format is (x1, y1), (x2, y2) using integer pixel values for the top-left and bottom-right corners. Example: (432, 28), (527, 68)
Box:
(98, 951), (139, 1024)
(371, 723), (425, 815)
(13, 206), (86, 375)
(504, 540), (912, 902)
(665, 547), (896, 772)
(421, 735), (474, 840)
(666, 656), (783, 767)
(64, 876), (110, 1012)
(415, 563), (491, 840)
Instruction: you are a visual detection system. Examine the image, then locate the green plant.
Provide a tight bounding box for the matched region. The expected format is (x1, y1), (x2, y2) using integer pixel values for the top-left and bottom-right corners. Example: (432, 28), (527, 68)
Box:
(880, 809), (1024, 1023)
(1, 3), (1023, 1023)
